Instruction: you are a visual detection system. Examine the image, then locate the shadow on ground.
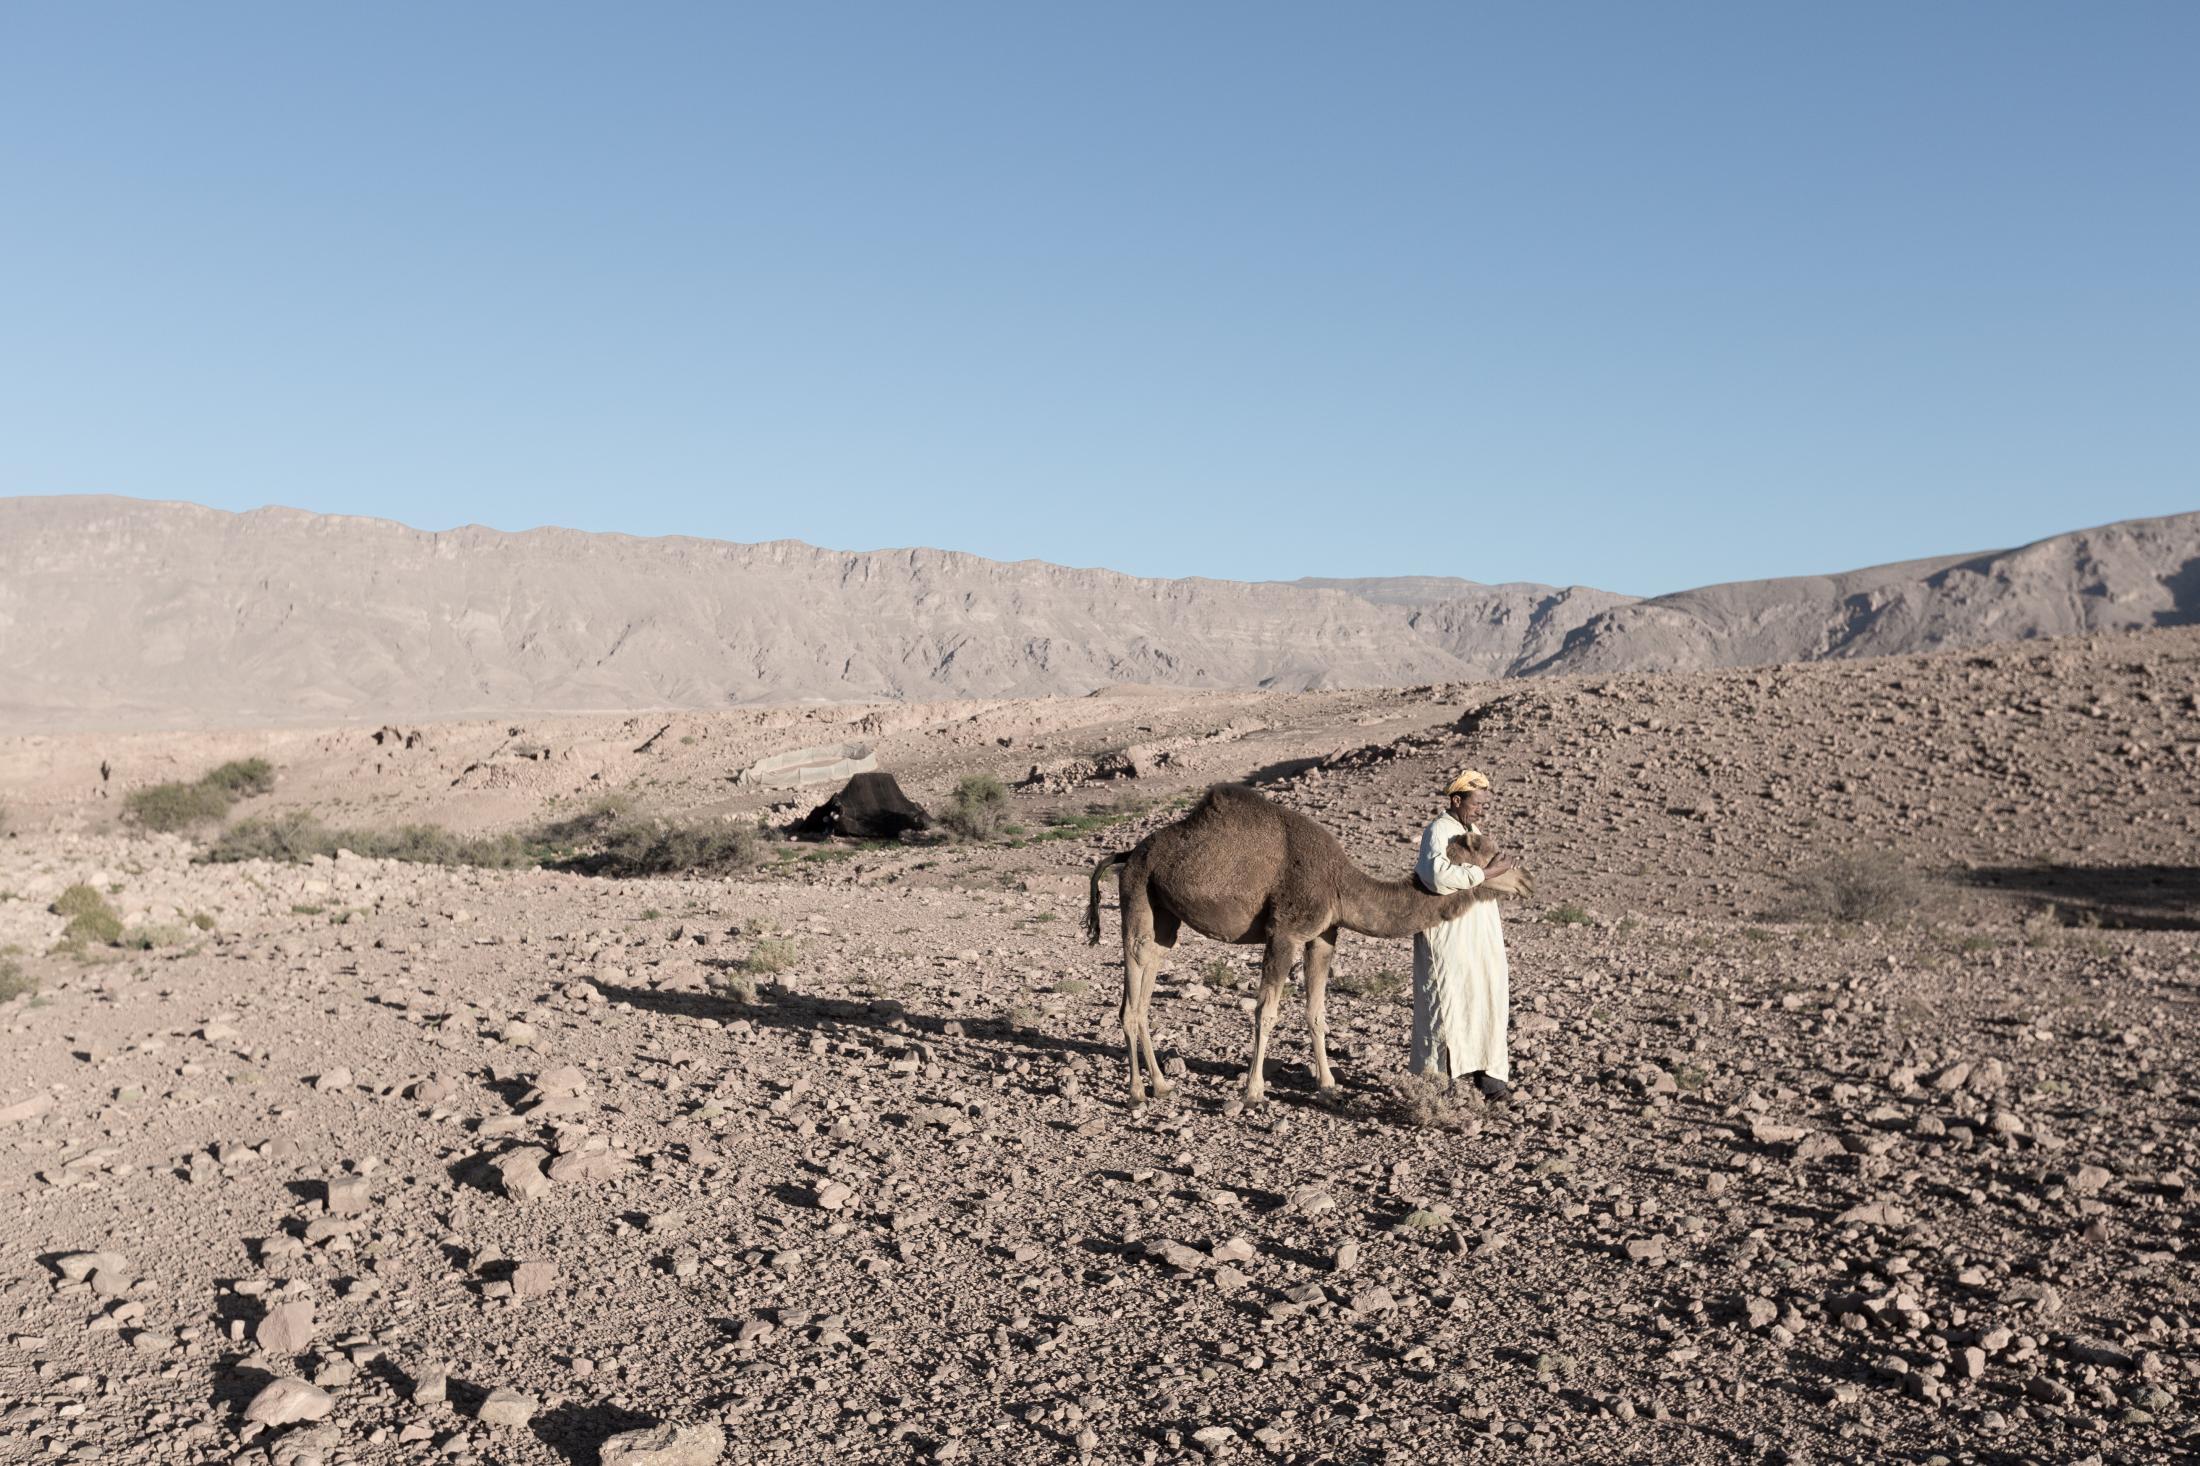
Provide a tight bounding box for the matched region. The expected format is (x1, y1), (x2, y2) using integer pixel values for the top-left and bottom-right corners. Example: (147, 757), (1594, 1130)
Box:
(1962, 863), (2200, 931)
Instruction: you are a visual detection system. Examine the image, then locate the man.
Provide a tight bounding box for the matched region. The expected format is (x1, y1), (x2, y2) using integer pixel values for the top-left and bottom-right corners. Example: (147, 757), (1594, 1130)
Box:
(1411, 769), (1517, 1100)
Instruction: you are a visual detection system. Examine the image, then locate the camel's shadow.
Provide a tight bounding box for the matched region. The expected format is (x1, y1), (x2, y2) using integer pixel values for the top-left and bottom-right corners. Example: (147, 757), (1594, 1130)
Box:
(590, 979), (1392, 1117)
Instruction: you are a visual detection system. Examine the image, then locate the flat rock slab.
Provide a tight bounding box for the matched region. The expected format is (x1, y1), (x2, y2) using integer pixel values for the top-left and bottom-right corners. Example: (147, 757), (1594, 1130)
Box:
(600, 1422), (727, 1466)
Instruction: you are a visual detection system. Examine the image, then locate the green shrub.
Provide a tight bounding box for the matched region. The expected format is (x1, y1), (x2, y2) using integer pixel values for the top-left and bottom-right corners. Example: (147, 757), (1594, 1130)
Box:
(124, 756), (276, 832)
(941, 774), (1009, 841)
(0, 957), (34, 1001)
(51, 883), (112, 920)
(202, 814), (534, 868)
(1546, 903), (1593, 926)
(50, 884), (124, 950)
(201, 758), (275, 798)
(125, 781), (234, 832)
(202, 796), (770, 878)
(590, 816), (767, 876)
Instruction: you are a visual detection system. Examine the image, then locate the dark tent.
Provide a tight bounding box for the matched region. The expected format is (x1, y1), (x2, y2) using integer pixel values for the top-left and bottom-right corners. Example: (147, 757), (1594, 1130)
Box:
(797, 771), (931, 839)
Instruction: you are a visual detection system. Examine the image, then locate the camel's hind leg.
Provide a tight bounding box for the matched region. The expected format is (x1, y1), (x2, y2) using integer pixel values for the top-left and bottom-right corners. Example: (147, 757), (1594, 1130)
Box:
(1304, 927), (1341, 1092)
(1243, 934), (1297, 1104)
(1117, 868), (1173, 1105)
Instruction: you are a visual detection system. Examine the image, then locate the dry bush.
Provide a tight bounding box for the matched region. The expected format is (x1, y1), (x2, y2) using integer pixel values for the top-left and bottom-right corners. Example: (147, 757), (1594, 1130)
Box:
(1386, 1072), (1464, 1131)
(941, 774), (1008, 841)
(530, 795), (636, 845)
(0, 956), (35, 1002)
(531, 797), (772, 877)
(741, 938), (799, 975)
(1546, 903), (1593, 926)
(705, 968), (760, 1005)
(1776, 853), (1924, 925)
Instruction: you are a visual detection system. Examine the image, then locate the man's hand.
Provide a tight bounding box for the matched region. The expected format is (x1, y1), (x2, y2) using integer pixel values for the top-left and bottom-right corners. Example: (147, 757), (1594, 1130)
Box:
(1480, 867), (1532, 899)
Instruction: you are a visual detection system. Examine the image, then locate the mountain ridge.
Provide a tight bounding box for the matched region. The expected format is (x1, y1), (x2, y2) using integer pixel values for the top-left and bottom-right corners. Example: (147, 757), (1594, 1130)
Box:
(1, 494), (2193, 729)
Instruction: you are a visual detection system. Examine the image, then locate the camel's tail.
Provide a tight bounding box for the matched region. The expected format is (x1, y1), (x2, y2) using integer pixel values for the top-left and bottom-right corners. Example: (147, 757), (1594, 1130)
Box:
(1084, 851), (1130, 945)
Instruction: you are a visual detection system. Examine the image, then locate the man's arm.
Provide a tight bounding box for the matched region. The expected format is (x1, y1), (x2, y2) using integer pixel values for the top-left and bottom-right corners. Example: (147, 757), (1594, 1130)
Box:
(1420, 822), (1484, 893)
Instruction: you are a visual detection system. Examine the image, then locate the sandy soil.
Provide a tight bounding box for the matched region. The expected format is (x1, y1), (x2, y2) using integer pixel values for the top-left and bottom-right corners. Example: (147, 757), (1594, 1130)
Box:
(2, 627), (2196, 1465)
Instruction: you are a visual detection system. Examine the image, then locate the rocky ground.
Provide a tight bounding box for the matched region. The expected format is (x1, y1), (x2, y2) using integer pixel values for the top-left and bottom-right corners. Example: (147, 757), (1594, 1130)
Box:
(2, 627), (2197, 1465)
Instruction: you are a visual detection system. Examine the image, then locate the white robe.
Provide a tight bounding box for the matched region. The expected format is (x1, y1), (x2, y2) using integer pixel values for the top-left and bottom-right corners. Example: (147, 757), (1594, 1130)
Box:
(1409, 813), (1510, 1081)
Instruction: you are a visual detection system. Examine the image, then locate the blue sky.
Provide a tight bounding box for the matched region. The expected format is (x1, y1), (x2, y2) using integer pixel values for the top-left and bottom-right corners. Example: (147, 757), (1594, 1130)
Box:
(2, 3), (2193, 595)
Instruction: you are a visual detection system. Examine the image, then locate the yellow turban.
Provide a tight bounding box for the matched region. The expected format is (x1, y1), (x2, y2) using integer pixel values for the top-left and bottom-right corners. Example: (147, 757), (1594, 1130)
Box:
(1443, 769), (1491, 795)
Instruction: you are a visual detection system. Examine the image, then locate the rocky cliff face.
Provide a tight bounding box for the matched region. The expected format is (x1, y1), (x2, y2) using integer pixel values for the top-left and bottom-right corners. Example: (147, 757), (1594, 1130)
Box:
(2, 495), (2193, 728)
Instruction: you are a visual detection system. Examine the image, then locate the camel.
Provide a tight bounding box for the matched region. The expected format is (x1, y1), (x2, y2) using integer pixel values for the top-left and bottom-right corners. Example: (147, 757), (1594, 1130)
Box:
(1083, 783), (1530, 1104)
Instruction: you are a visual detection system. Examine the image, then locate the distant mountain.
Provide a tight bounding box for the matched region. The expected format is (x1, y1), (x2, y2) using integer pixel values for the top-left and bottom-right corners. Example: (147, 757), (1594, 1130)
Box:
(0, 495), (2193, 729)
(1520, 512), (2200, 677)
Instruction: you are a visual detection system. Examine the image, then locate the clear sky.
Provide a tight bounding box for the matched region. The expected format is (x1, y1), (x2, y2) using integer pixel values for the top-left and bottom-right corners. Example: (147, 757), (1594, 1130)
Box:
(2, 4), (2193, 595)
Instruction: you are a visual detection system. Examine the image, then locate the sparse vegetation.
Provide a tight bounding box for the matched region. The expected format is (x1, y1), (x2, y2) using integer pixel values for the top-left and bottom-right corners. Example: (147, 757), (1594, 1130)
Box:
(124, 757), (276, 832)
(941, 774), (1009, 841)
(1333, 965), (1409, 1001)
(117, 924), (191, 951)
(1776, 853), (1924, 924)
(199, 796), (776, 878)
(1546, 903), (1593, 926)
(202, 813), (535, 868)
(0, 956), (34, 1002)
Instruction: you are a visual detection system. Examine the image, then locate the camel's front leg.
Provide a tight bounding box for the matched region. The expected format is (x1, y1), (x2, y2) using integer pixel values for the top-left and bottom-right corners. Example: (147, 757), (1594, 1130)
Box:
(1121, 934), (1170, 1105)
(1303, 930), (1340, 1091)
(1243, 937), (1295, 1104)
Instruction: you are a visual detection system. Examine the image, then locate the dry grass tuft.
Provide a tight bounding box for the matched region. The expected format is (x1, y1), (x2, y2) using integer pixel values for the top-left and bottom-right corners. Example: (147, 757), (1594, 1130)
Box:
(1385, 1072), (1465, 1131)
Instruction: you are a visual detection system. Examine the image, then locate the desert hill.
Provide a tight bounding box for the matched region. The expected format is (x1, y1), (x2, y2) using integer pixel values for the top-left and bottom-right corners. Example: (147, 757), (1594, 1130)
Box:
(1, 625), (2196, 1464)
(1, 494), (2194, 729)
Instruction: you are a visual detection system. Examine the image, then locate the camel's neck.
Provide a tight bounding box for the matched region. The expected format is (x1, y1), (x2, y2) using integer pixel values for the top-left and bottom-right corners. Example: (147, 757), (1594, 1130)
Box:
(1334, 861), (1454, 938)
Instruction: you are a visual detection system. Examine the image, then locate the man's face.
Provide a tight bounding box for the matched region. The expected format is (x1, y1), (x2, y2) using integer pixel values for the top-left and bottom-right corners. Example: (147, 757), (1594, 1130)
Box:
(1450, 788), (1490, 822)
